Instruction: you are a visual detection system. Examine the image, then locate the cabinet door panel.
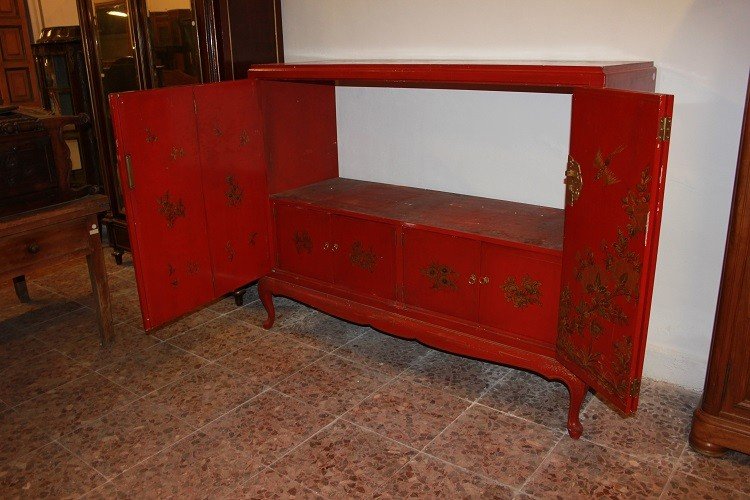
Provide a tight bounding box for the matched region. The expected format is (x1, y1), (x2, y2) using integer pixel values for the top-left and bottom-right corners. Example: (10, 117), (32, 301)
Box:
(110, 87), (214, 330)
(403, 228), (480, 321)
(557, 88), (672, 413)
(195, 80), (270, 296)
(332, 215), (397, 300)
(480, 244), (561, 346)
(274, 203), (332, 282)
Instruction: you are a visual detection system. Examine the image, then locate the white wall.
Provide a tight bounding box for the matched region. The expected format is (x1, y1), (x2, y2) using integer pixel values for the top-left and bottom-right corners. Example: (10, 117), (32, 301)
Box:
(35, 0), (79, 29)
(280, 0), (750, 390)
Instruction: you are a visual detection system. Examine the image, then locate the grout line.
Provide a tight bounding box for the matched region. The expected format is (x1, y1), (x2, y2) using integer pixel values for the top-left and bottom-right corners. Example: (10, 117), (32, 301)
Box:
(517, 432), (565, 496)
(54, 438), (109, 482)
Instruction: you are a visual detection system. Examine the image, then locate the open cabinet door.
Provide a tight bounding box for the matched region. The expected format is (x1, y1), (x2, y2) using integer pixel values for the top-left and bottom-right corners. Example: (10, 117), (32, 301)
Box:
(110, 87), (215, 330)
(556, 87), (673, 413)
(194, 81), (271, 296)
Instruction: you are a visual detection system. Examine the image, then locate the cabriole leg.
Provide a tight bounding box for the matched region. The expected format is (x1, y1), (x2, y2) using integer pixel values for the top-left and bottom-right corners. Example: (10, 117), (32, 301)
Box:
(258, 278), (275, 329)
(565, 379), (588, 439)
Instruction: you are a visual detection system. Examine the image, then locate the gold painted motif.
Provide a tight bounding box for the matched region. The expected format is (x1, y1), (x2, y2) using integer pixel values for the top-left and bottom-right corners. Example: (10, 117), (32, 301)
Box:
(565, 156), (583, 206)
(225, 176), (243, 207)
(157, 191), (186, 228)
(145, 128), (158, 143)
(557, 165), (653, 402)
(294, 230), (312, 254)
(240, 129), (250, 145)
(350, 241), (377, 272)
(170, 147), (185, 160)
(213, 125), (223, 136)
(502, 275), (542, 308)
(594, 146), (625, 185)
(186, 261), (200, 275)
(226, 241), (235, 262)
(248, 232), (258, 246)
(168, 264), (178, 287)
(421, 263), (458, 291)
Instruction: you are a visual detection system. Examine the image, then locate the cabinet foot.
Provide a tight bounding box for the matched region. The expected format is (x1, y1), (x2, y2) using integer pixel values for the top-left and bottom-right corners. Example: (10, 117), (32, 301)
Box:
(689, 433), (728, 457)
(233, 288), (247, 307)
(689, 409), (731, 457)
(565, 379), (588, 439)
(13, 275), (31, 303)
(112, 250), (124, 266)
(258, 278), (275, 329)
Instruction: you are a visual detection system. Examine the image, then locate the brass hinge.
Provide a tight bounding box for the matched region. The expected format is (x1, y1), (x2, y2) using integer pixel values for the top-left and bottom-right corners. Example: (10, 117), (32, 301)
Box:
(630, 378), (642, 398)
(125, 154), (135, 189)
(658, 117), (672, 142)
(564, 156), (582, 206)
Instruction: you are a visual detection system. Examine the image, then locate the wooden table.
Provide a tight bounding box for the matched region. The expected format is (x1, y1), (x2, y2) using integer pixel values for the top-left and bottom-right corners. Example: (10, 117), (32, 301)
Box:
(1, 195), (113, 345)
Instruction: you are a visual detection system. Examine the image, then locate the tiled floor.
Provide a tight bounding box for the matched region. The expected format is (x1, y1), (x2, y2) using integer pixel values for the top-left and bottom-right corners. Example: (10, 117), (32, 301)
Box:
(1, 253), (749, 499)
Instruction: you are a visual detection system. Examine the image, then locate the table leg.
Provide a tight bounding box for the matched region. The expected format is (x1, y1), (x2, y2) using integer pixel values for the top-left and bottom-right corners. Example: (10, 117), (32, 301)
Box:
(87, 220), (113, 346)
(13, 275), (30, 303)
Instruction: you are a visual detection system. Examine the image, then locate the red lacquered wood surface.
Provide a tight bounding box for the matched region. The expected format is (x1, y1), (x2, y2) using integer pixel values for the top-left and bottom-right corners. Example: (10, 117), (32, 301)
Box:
(556, 87), (672, 414)
(194, 80), (271, 296)
(331, 215), (398, 301)
(479, 243), (561, 346)
(249, 61), (656, 92)
(110, 87), (215, 330)
(260, 80), (339, 194)
(274, 203), (332, 283)
(403, 228), (481, 322)
(272, 178), (564, 254)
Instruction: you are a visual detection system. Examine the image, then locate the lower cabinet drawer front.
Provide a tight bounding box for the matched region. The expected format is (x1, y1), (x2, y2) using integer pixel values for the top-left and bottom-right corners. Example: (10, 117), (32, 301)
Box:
(274, 203), (333, 282)
(403, 228), (480, 322)
(332, 215), (397, 300)
(479, 243), (561, 345)
(0, 219), (90, 275)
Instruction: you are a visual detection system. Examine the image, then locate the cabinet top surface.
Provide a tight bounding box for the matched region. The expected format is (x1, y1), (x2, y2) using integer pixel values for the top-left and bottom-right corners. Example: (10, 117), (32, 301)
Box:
(272, 178), (564, 253)
(248, 60), (655, 89)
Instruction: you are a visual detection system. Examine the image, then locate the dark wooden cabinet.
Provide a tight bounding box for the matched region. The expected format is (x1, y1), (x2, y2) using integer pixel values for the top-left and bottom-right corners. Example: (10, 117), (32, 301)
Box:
(109, 61), (673, 440)
(690, 76), (750, 457)
(76, 0), (283, 263)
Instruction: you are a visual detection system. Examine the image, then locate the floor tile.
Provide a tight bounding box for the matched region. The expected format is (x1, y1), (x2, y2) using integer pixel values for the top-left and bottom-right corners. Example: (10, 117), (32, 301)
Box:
(661, 470), (747, 499)
(139, 307), (222, 340)
(402, 350), (510, 401)
(275, 354), (391, 415)
(57, 323), (161, 370)
(216, 334), (325, 386)
(0, 442), (105, 499)
(147, 363), (262, 428)
(276, 311), (366, 352)
(479, 369), (591, 432)
(167, 316), (261, 361)
(426, 404), (560, 488)
(80, 480), (129, 499)
(582, 379), (699, 461)
(0, 329), (50, 369)
(346, 376), (471, 448)
(335, 329), (432, 376)
(109, 288), (143, 324)
(222, 468), (321, 499)
(60, 398), (194, 479)
(32, 307), (100, 351)
(0, 408), (53, 465)
(203, 390), (334, 468)
(228, 296), (312, 329)
(677, 448), (750, 495)
(0, 349), (90, 405)
(113, 431), (257, 498)
(273, 420), (416, 498)
(11, 372), (137, 440)
(522, 437), (673, 499)
(379, 454), (515, 499)
(96, 342), (207, 396)
(1, 293), (84, 331)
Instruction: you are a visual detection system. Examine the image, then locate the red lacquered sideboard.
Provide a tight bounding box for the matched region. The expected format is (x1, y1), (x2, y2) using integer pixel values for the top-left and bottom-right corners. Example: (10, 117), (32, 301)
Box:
(109, 61), (673, 438)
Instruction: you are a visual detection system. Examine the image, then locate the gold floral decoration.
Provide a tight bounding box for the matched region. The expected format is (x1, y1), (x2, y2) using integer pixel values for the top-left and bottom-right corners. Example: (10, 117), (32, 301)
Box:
(421, 263), (458, 291)
(350, 241), (377, 272)
(502, 275), (542, 308)
(225, 176), (243, 207)
(294, 230), (312, 254)
(157, 191), (186, 228)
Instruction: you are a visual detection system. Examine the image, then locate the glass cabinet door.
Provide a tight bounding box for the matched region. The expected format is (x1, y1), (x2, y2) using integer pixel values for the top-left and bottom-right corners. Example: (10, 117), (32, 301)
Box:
(144, 0), (202, 87)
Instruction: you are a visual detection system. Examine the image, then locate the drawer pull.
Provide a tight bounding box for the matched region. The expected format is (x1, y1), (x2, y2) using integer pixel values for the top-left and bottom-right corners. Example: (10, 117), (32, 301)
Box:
(468, 274), (477, 285)
(125, 154), (135, 189)
(27, 243), (41, 254)
(480, 276), (490, 285)
(323, 242), (330, 250)
(332, 243), (339, 252)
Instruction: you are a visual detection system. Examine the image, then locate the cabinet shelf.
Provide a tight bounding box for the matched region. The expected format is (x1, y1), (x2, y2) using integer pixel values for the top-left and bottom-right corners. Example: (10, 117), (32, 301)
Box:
(272, 177), (564, 254)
